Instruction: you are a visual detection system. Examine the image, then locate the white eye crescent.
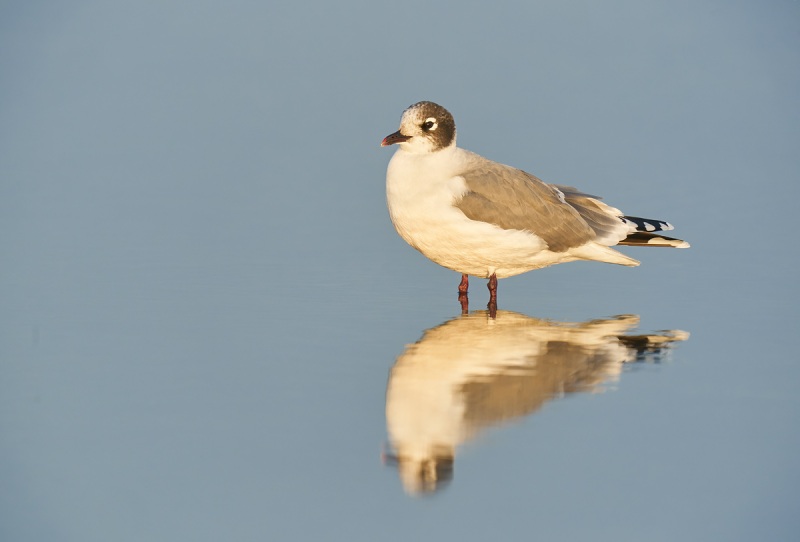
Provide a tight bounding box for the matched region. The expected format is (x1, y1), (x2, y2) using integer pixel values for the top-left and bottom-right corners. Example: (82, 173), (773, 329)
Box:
(422, 118), (438, 131)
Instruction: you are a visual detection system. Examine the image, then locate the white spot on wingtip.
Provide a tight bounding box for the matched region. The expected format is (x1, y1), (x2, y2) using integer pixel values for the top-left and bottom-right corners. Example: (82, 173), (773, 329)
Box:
(646, 238), (690, 248)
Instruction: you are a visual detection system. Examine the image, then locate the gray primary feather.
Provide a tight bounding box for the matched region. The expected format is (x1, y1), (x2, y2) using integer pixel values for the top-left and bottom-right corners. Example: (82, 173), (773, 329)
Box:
(454, 154), (597, 252)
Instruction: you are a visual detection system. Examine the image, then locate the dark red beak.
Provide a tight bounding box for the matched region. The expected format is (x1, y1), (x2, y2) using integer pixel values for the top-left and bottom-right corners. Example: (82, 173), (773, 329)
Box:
(381, 130), (411, 147)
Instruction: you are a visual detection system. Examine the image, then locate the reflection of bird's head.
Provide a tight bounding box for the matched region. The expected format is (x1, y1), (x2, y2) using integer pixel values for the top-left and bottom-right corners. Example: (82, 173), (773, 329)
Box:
(384, 446), (454, 496)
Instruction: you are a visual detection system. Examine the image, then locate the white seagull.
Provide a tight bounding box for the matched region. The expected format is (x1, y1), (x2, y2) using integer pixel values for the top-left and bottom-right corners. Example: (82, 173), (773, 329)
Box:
(381, 101), (688, 306)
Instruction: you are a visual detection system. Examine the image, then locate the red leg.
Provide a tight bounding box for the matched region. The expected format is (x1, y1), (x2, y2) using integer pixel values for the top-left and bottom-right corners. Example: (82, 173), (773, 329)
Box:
(458, 291), (469, 314)
(487, 273), (498, 318)
(487, 273), (498, 301)
(457, 274), (469, 314)
(457, 274), (469, 294)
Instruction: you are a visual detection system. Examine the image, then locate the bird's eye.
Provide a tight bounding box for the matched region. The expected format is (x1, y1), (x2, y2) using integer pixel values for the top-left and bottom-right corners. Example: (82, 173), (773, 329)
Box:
(422, 118), (437, 131)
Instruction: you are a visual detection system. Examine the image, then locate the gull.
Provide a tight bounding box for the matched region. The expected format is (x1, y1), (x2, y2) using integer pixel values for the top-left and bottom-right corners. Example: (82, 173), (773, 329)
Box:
(381, 101), (689, 308)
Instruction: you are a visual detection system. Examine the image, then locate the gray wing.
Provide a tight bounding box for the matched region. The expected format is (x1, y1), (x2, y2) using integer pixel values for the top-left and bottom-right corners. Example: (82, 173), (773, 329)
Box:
(552, 184), (630, 246)
(454, 158), (595, 252)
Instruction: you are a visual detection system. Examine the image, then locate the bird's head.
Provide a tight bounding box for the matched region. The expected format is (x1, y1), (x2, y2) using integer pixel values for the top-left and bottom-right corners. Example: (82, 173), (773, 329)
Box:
(381, 101), (456, 154)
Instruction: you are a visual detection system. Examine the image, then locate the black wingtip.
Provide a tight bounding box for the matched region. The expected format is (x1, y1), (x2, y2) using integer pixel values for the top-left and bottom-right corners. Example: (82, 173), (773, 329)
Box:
(622, 216), (674, 232)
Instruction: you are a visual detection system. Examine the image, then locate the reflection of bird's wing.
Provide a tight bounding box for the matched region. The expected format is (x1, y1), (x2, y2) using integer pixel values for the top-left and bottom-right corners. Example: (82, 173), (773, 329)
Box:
(457, 313), (641, 428)
(617, 329), (690, 361)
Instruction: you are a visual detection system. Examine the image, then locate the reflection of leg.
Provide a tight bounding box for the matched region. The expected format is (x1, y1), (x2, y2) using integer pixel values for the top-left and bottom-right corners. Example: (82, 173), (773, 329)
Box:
(487, 273), (498, 318)
(457, 274), (469, 294)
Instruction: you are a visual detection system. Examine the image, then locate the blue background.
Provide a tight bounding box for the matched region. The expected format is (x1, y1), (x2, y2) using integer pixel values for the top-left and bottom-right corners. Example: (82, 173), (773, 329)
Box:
(2, 1), (798, 540)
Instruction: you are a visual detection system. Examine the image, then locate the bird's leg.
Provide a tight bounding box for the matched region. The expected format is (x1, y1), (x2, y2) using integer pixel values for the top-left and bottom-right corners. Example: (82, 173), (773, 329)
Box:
(458, 274), (469, 294)
(487, 273), (498, 301)
(457, 274), (470, 314)
(458, 291), (469, 314)
(487, 273), (498, 318)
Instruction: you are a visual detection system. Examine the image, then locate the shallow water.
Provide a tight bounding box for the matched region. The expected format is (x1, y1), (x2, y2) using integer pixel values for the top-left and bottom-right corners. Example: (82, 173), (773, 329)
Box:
(2, 2), (799, 541)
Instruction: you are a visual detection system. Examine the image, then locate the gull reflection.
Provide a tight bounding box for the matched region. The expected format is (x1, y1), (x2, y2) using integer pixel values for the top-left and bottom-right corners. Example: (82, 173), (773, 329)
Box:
(383, 310), (688, 496)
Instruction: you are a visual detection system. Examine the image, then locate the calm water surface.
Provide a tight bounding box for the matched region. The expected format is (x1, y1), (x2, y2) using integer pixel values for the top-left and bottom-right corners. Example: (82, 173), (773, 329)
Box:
(2, 2), (799, 541)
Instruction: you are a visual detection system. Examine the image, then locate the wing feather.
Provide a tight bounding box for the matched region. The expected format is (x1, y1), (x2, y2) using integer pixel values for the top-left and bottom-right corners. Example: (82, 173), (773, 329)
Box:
(553, 185), (630, 246)
(454, 158), (594, 252)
